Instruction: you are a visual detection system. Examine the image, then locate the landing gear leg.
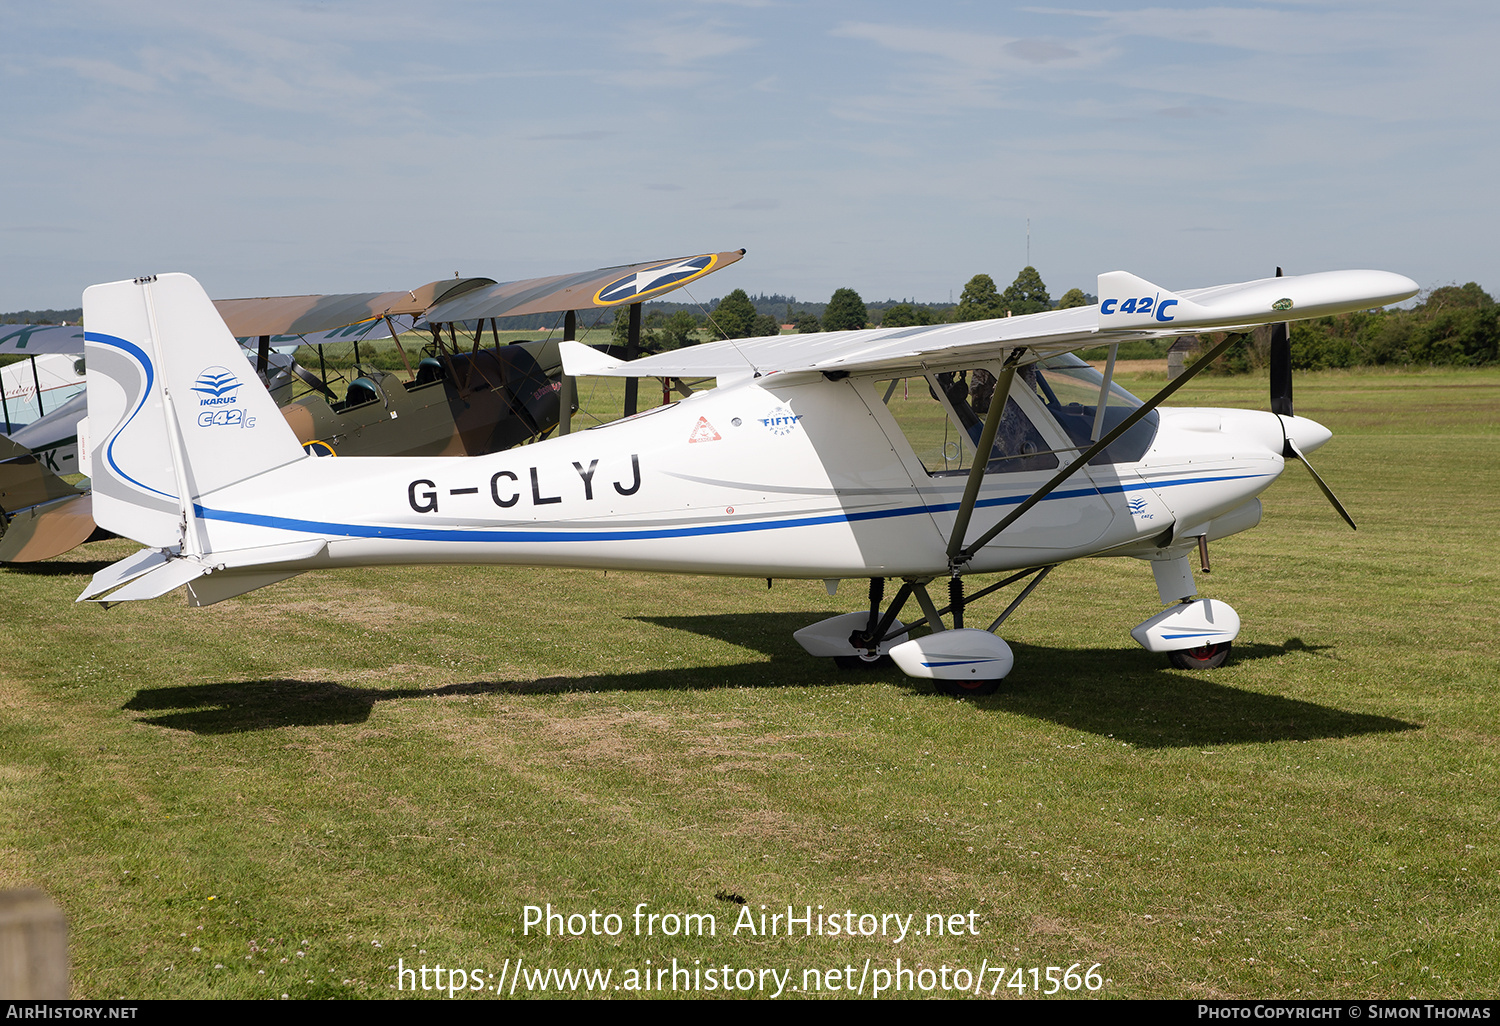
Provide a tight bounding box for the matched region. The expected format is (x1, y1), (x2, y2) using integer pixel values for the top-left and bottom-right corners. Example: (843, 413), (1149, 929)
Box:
(833, 577), (895, 670)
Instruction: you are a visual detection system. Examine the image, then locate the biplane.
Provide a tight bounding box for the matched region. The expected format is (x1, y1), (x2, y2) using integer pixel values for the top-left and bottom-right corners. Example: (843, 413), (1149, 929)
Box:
(75, 266), (1416, 693)
(0, 251), (743, 561)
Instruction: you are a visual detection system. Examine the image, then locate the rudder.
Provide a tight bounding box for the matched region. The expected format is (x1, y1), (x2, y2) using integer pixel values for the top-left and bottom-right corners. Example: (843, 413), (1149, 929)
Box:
(84, 273), (305, 550)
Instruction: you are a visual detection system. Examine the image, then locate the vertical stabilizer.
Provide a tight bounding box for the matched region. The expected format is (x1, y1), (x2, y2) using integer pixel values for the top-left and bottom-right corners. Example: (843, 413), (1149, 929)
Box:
(84, 273), (305, 550)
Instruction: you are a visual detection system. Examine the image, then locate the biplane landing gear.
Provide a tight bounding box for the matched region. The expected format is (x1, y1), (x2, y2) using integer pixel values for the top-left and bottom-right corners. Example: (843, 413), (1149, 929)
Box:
(1168, 641), (1232, 671)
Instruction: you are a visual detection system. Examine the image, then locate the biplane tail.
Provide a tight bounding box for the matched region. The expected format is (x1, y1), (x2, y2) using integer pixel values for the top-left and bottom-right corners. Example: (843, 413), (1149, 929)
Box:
(79, 274), (320, 605)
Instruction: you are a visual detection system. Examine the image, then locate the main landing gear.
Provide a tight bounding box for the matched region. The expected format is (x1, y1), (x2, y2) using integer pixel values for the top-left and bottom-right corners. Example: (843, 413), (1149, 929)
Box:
(793, 569), (1054, 698)
(797, 551), (1244, 695)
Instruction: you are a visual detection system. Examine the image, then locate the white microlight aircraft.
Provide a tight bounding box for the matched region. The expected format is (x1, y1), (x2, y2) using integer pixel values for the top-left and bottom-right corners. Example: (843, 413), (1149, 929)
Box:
(76, 268), (1416, 695)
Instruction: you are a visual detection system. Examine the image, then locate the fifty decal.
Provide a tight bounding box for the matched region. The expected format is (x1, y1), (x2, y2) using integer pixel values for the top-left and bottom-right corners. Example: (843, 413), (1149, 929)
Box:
(408, 455), (642, 513)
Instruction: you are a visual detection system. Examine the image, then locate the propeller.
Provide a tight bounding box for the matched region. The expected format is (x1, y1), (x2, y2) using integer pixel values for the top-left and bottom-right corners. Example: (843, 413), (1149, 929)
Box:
(1269, 266), (1357, 530)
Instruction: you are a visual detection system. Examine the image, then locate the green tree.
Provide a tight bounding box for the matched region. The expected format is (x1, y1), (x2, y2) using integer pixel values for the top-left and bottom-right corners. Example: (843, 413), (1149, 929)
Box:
(710, 289), (758, 339)
(1057, 288), (1090, 310)
(1001, 266), (1050, 315)
(660, 309), (701, 348)
(881, 303), (917, 327)
(823, 288), (868, 331)
(795, 312), (822, 334)
(954, 274), (1001, 321)
(881, 303), (937, 327)
(611, 307), (632, 346)
(753, 313), (782, 337)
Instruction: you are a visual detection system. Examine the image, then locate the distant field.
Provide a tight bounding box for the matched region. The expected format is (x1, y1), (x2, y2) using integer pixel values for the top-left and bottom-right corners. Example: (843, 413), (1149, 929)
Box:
(1, 367), (1497, 999)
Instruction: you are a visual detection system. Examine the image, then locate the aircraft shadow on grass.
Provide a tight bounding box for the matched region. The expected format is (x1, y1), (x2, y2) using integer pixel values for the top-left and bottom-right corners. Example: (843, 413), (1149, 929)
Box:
(122, 612), (1415, 747)
(5, 559), (119, 578)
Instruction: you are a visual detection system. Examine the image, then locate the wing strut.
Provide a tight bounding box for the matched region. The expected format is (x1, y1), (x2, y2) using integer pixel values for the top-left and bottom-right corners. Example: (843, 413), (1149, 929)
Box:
(955, 330), (1247, 563)
(945, 355), (1021, 565)
(1090, 343), (1119, 441)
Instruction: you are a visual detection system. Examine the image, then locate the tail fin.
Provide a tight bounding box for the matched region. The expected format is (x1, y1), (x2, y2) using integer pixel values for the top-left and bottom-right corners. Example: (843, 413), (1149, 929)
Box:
(84, 273), (305, 550)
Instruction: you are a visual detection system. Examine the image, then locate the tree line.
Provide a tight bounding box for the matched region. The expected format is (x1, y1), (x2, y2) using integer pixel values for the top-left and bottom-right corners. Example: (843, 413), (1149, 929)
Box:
(615, 266), (1093, 349)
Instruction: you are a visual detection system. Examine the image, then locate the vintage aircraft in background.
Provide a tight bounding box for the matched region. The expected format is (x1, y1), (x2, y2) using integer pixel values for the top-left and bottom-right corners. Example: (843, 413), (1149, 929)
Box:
(75, 266), (1416, 693)
(0, 251), (743, 561)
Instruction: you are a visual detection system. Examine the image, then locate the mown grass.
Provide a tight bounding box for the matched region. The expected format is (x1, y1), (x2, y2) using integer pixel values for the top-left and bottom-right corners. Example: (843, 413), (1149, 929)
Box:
(0, 367), (1497, 999)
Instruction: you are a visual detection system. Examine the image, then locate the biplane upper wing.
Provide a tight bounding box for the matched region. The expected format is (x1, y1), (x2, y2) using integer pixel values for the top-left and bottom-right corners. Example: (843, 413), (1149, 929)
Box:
(211, 249), (745, 338)
(561, 269), (1417, 378)
(421, 250), (746, 324)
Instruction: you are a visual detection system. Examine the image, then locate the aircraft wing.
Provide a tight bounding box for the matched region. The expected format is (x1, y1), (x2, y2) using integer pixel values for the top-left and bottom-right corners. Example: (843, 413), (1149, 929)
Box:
(562, 269), (1417, 378)
(421, 250), (746, 324)
(231, 319), (399, 349)
(0, 324), (87, 356)
(212, 277), (496, 337)
(212, 249), (745, 337)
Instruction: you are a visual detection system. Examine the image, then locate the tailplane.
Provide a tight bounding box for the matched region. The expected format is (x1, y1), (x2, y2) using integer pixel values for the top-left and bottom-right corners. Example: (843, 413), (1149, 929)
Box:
(84, 273), (305, 550)
(80, 273), (316, 604)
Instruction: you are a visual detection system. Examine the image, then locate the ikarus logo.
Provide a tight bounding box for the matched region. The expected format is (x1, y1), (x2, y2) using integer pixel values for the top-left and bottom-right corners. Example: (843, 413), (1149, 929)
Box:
(759, 406), (802, 436)
(192, 366), (242, 406)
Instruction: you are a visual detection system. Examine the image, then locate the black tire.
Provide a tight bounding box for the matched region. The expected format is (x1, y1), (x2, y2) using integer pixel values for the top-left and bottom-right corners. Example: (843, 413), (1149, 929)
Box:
(935, 676), (1003, 698)
(833, 654), (893, 671)
(1168, 641), (1232, 670)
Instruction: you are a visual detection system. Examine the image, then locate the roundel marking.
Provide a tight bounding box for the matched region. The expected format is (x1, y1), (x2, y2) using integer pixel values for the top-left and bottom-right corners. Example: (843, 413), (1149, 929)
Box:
(303, 439), (337, 457)
(593, 254), (718, 307)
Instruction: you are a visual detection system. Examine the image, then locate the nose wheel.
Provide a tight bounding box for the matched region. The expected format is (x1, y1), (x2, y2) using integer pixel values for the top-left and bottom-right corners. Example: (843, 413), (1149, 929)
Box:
(934, 676), (1004, 698)
(1168, 641), (1232, 670)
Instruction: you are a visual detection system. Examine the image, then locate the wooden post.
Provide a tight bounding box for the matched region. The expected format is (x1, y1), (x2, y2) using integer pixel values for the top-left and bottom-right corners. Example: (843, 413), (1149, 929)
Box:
(0, 890), (69, 998)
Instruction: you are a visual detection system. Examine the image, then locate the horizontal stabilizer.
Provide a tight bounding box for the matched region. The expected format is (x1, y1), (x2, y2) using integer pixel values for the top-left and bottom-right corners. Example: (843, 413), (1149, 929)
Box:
(86, 557), (209, 606)
(203, 538), (327, 571)
(77, 538), (327, 605)
(77, 546), (174, 601)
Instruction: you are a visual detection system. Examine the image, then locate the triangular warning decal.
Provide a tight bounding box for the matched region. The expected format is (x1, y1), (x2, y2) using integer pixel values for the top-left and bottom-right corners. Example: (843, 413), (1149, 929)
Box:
(687, 417), (721, 443)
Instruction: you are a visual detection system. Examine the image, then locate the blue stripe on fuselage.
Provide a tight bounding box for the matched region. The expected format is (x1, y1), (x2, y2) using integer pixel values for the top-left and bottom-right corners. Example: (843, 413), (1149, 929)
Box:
(194, 471), (1269, 545)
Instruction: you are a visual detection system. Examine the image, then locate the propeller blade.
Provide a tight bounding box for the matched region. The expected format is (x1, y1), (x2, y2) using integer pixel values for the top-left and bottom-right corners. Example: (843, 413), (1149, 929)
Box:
(1270, 266), (1293, 417)
(1284, 436), (1357, 531)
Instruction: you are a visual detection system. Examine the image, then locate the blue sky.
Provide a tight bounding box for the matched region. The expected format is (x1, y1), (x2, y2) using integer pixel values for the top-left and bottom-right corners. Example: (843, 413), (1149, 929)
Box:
(3, 0), (1495, 311)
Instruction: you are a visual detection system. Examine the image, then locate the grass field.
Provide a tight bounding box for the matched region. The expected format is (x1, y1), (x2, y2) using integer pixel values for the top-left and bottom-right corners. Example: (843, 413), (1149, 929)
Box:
(1, 367), (1497, 1000)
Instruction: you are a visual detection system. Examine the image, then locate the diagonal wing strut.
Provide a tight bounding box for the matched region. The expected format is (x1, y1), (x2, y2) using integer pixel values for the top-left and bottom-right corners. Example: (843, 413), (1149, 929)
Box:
(948, 331), (1247, 566)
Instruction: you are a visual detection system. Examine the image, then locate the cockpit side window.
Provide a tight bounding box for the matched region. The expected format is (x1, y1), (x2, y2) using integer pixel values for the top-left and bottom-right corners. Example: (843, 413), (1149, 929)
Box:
(1027, 355), (1159, 465)
(873, 368), (1060, 476)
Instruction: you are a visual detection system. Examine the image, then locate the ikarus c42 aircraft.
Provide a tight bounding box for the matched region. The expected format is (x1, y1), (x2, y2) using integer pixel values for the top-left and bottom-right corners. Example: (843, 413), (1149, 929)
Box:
(77, 268), (1416, 695)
